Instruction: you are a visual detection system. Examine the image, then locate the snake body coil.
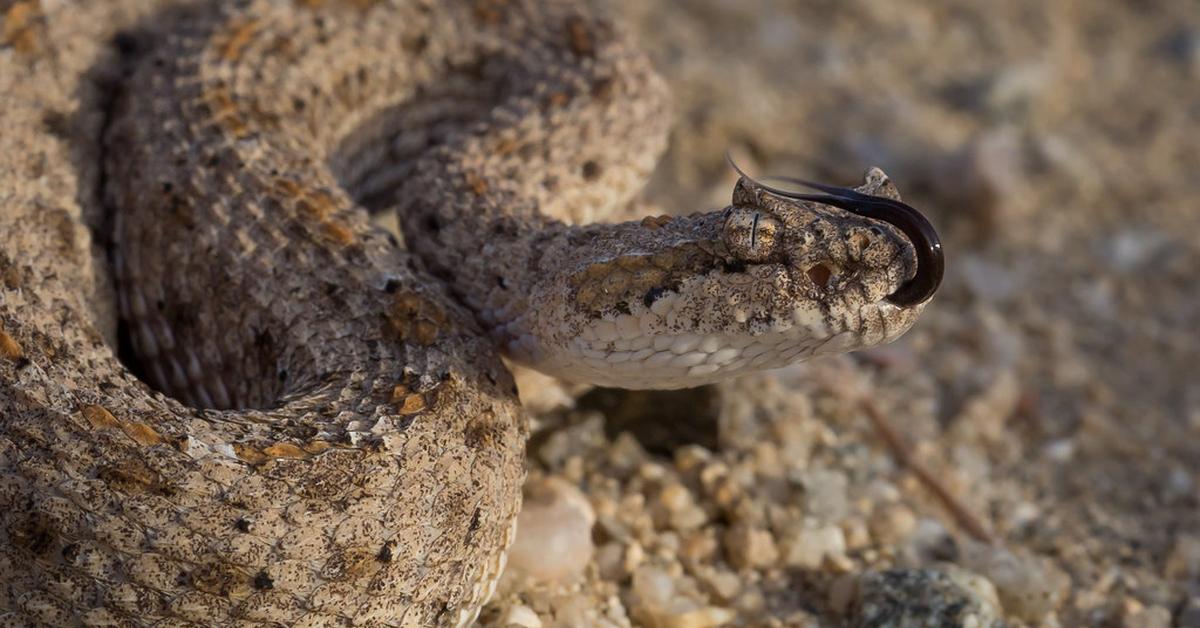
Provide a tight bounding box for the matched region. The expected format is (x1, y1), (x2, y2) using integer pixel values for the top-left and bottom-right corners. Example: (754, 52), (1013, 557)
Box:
(0, 1), (937, 624)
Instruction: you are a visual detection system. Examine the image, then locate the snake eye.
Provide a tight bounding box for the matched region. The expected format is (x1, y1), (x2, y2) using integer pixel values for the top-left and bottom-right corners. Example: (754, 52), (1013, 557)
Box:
(722, 207), (781, 263)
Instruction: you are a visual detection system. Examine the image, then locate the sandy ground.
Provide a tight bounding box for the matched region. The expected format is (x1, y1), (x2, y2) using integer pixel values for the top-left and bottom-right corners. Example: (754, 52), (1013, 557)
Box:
(482, 1), (1200, 626)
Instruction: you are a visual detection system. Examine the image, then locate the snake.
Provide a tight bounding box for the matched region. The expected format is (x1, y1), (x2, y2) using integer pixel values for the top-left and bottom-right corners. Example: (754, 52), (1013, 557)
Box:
(0, 0), (943, 625)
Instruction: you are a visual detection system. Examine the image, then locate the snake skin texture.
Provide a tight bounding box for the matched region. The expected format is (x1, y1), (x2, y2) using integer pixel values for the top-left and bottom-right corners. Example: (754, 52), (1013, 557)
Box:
(0, 0), (931, 625)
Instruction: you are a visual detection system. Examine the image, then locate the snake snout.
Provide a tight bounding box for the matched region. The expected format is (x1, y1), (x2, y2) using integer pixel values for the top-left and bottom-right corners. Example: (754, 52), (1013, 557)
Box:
(768, 179), (943, 307)
(724, 156), (944, 307)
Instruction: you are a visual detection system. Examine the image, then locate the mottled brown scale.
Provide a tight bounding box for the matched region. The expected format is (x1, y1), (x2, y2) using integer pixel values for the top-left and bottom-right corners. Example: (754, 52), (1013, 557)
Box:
(215, 17), (260, 61)
(41, 206), (82, 256)
(395, 391), (428, 415)
(226, 443), (260, 465)
(1, 258), (22, 288)
(0, 327), (24, 362)
(1, 1), (41, 53)
(261, 442), (309, 459)
(495, 138), (520, 156)
(641, 214), (673, 229)
(464, 410), (506, 450)
(616, 253), (649, 271)
(565, 15), (595, 57)
(204, 84), (252, 138)
(569, 241), (723, 315)
(296, 0), (382, 10)
(546, 90), (571, 108)
(265, 32), (296, 57)
(472, 0), (507, 25)
(466, 171), (489, 195)
(96, 460), (166, 494)
(271, 176), (303, 197)
(319, 220), (354, 244)
(387, 290), (449, 346)
(189, 562), (254, 599)
(300, 440), (333, 454)
(121, 421), (165, 446)
(81, 404), (121, 429)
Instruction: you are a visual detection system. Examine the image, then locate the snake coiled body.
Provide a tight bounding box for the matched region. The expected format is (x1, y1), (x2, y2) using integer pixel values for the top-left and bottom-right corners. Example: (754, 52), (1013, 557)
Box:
(0, 0), (936, 625)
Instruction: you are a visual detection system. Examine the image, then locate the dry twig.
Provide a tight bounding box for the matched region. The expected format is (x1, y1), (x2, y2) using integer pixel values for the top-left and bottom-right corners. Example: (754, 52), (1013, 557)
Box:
(861, 398), (996, 544)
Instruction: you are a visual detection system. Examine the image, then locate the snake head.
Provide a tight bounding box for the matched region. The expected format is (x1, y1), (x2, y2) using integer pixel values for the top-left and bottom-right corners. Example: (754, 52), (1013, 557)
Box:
(517, 167), (941, 390)
(725, 158), (943, 308)
(722, 174), (925, 313)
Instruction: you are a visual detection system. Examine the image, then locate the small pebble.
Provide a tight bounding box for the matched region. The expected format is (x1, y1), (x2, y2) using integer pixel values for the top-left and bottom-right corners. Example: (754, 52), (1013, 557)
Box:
(1005, 501), (1042, 531)
(939, 564), (1003, 614)
(772, 419), (815, 469)
(608, 431), (649, 474)
(1105, 229), (1169, 273)
(511, 365), (579, 415)
(868, 503), (917, 547)
(841, 517), (872, 551)
(632, 565), (676, 609)
(1042, 438), (1076, 462)
(674, 445), (713, 474)
(735, 585), (767, 616)
(536, 413), (607, 468)
(680, 530), (718, 563)
(962, 543), (1066, 623)
(901, 519), (958, 564)
(780, 523), (846, 570)
(1120, 600), (1171, 628)
(634, 600), (736, 628)
(699, 568), (742, 603)
(639, 461), (670, 482)
(799, 469), (850, 523)
(1159, 466), (1194, 503)
(505, 477), (595, 582)
(631, 566), (736, 627)
(658, 482), (707, 531)
(851, 568), (1001, 627)
(500, 604), (542, 628)
(1164, 535), (1200, 581)
(723, 523), (779, 569)
(655, 606), (736, 628)
(595, 542), (625, 580)
(625, 541), (646, 574)
(751, 441), (785, 478)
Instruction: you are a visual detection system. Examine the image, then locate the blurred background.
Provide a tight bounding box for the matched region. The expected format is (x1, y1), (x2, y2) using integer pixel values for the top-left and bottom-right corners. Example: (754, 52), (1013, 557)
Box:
(489, 1), (1200, 626)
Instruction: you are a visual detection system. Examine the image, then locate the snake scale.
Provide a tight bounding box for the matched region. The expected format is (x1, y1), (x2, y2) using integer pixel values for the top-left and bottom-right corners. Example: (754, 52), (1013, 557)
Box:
(0, 0), (942, 625)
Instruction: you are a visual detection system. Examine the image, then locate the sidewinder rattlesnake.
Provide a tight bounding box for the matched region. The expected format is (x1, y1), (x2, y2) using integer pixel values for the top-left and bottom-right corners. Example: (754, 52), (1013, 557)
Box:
(0, 0), (942, 624)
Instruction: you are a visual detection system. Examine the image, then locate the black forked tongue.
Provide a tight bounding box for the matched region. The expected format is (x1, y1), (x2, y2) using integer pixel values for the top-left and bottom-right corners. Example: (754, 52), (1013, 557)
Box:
(725, 157), (944, 306)
(763, 176), (944, 307)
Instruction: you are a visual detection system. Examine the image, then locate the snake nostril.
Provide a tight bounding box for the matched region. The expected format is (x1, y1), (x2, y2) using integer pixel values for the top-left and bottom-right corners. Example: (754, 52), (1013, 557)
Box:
(806, 263), (833, 290)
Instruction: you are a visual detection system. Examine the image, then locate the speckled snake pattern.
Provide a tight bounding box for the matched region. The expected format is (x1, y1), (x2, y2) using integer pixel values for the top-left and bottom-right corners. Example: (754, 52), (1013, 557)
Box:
(0, 0), (937, 625)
